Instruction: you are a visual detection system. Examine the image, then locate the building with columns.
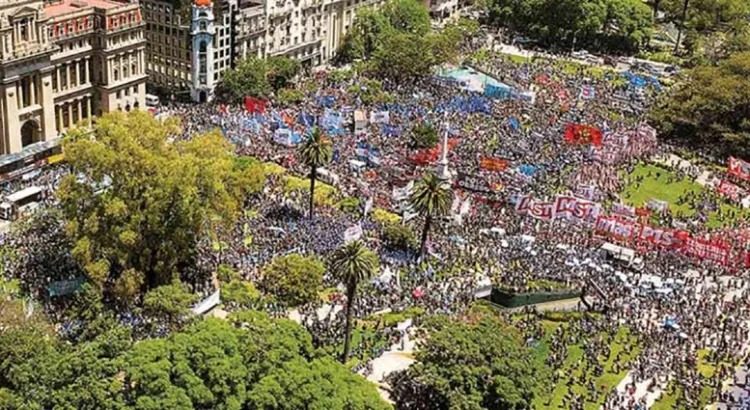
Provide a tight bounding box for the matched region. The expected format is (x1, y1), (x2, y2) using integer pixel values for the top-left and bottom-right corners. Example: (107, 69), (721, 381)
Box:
(0, 0), (147, 156)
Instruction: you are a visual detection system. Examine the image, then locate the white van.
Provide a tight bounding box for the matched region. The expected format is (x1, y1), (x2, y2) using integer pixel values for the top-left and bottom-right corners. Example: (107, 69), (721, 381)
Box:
(145, 94), (160, 107)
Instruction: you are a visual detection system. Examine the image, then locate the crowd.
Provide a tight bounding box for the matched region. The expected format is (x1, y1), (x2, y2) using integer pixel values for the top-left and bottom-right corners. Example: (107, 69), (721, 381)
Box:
(2, 44), (750, 408)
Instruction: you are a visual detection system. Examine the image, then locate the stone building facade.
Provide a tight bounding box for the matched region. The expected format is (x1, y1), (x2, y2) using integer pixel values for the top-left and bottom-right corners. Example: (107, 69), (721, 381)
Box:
(0, 0), (146, 155)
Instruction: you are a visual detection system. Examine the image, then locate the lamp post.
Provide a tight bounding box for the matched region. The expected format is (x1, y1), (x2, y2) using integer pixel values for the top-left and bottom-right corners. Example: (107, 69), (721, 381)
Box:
(437, 125), (451, 182)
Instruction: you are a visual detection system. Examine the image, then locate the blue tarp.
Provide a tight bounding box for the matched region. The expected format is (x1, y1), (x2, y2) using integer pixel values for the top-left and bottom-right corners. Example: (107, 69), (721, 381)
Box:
(381, 124), (402, 137)
(438, 96), (492, 114)
(317, 95), (336, 108)
(320, 109), (344, 135)
(518, 164), (538, 177)
(484, 84), (512, 99)
(622, 71), (661, 89)
(298, 112), (315, 127)
(508, 117), (520, 131)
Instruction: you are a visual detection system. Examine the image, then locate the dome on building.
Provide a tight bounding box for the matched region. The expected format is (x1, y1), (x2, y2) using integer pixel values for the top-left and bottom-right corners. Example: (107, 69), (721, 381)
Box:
(194, 0), (211, 7)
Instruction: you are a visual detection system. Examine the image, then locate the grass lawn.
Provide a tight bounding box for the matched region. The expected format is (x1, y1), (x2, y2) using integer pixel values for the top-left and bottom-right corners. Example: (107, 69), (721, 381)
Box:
(532, 321), (639, 410)
(651, 349), (722, 409)
(282, 175), (337, 206)
(372, 208), (401, 225)
(621, 164), (703, 217)
(366, 306), (425, 327)
(621, 164), (749, 227)
(342, 326), (391, 368)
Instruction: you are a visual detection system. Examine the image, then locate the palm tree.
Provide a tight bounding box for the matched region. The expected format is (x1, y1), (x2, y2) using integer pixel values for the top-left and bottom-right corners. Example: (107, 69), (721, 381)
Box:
(329, 240), (379, 363)
(409, 172), (452, 259)
(298, 127), (332, 219)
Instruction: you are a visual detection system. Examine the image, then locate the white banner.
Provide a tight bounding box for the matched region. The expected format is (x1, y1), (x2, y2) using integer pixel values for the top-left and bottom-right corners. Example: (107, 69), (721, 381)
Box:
(192, 289), (221, 315)
(370, 111), (390, 124)
(344, 224), (363, 243)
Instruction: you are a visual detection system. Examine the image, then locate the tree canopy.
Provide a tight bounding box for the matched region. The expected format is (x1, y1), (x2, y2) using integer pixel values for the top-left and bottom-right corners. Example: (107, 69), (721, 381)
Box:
(389, 310), (540, 409)
(57, 111), (265, 302)
(650, 51), (750, 157)
(485, 0), (652, 53)
(218, 56), (301, 102)
(0, 313), (388, 410)
(338, 0), (474, 80)
(259, 253), (326, 307)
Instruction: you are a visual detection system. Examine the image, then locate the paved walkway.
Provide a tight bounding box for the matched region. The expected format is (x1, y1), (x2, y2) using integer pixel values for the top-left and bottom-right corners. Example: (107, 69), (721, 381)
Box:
(504, 297), (587, 313)
(361, 326), (418, 403)
(614, 372), (666, 408)
(652, 154), (714, 187)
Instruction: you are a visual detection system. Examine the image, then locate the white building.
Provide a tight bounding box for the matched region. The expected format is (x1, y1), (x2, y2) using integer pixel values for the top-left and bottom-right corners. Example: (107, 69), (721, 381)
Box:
(143, 0), (391, 101)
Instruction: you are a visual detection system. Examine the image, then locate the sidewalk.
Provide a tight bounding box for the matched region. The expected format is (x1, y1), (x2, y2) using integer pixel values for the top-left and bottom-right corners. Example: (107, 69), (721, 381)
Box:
(362, 326), (418, 403)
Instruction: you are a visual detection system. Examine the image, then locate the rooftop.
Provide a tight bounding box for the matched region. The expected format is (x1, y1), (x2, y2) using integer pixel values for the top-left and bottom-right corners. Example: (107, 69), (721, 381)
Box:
(44, 0), (122, 18)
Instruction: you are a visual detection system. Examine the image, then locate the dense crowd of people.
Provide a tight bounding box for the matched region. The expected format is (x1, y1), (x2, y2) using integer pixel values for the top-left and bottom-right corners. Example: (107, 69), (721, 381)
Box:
(2, 44), (750, 408)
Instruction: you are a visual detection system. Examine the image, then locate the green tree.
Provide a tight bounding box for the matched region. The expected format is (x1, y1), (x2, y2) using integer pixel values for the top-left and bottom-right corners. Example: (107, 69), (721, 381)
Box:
(485, 0), (651, 52)
(409, 173), (452, 258)
(221, 279), (262, 309)
(382, 0), (431, 35)
(389, 311), (539, 409)
(600, 0), (652, 51)
(259, 253), (325, 307)
(218, 57), (272, 101)
(57, 111), (264, 301)
(0, 324), (131, 410)
(246, 357), (390, 410)
(650, 51), (750, 156)
(124, 319), (247, 410)
(346, 78), (394, 105)
(276, 88), (305, 106)
(409, 122), (439, 149)
(228, 310), (315, 383)
(142, 281), (198, 332)
(329, 241), (379, 363)
(298, 128), (333, 220)
(266, 56), (301, 91)
(338, 7), (394, 62)
(372, 32), (435, 81)
(382, 223), (418, 252)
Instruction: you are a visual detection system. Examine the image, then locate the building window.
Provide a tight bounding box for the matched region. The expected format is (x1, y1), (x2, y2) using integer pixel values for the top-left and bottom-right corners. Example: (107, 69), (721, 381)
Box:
(19, 19), (29, 41)
(79, 61), (86, 83)
(113, 69), (119, 82)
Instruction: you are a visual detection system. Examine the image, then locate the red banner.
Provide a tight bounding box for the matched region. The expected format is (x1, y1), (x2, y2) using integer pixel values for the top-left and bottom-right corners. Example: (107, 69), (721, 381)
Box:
(564, 124), (603, 146)
(410, 139), (459, 166)
(637, 225), (683, 249)
(683, 237), (731, 266)
(594, 216), (639, 242)
(728, 157), (750, 181)
(515, 196), (554, 220)
(717, 179), (746, 202)
(554, 195), (600, 224)
(244, 96), (267, 114)
(479, 157), (509, 172)
(409, 147), (439, 165)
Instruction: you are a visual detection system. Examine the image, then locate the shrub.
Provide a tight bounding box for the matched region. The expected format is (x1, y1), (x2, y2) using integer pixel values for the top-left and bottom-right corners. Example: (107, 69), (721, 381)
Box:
(409, 123), (439, 149)
(382, 223), (417, 252)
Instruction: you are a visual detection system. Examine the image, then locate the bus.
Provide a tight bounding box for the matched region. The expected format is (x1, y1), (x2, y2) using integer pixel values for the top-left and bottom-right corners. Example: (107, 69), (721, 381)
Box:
(0, 186), (45, 220)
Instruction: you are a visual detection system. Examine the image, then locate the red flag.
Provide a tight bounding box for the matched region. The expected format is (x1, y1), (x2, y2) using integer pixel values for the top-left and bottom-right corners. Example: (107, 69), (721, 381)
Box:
(564, 124), (603, 146)
(479, 157), (509, 172)
(244, 96), (266, 114)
